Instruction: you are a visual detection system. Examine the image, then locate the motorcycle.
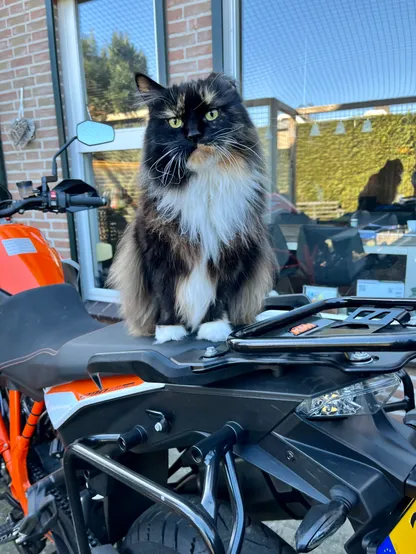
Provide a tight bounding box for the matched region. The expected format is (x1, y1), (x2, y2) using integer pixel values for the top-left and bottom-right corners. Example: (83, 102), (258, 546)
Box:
(0, 124), (416, 554)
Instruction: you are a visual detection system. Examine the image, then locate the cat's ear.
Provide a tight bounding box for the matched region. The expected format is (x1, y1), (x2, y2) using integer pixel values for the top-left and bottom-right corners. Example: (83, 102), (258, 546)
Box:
(207, 72), (238, 91)
(135, 73), (165, 102)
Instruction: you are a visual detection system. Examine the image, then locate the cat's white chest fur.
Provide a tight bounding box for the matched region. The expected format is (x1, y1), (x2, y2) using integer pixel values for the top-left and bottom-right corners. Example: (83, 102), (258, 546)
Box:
(158, 163), (259, 331)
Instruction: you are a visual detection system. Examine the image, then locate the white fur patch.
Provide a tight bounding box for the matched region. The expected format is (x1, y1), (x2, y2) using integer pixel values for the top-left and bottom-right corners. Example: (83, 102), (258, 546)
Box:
(157, 159), (261, 262)
(176, 260), (216, 331)
(155, 325), (188, 344)
(197, 319), (232, 342)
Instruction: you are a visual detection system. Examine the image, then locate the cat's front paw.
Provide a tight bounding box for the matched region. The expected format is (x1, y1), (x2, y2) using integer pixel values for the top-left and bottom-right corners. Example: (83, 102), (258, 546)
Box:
(197, 320), (232, 342)
(155, 325), (188, 344)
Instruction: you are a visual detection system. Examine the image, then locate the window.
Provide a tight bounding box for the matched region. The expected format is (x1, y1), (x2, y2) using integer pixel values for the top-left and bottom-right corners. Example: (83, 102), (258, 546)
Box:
(227, 0), (416, 304)
(58, 0), (163, 301)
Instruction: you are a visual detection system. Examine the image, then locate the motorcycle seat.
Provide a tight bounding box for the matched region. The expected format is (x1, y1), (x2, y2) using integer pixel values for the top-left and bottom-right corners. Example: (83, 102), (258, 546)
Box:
(0, 284), (238, 399)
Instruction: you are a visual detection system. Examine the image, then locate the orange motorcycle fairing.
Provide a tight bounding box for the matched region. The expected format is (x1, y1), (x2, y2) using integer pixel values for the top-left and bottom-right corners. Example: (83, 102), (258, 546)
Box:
(0, 224), (64, 294)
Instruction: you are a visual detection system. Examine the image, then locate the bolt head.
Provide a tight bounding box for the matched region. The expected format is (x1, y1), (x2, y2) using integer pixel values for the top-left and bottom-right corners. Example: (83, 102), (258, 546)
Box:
(154, 422), (163, 433)
(204, 346), (218, 358)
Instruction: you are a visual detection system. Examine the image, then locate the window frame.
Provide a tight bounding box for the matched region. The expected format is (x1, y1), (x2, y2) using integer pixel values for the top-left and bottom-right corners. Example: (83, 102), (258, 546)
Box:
(57, 0), (164, 302)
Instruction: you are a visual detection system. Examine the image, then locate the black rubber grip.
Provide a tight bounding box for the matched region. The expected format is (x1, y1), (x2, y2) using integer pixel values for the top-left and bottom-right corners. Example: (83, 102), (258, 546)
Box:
(68, 195), (107, 207)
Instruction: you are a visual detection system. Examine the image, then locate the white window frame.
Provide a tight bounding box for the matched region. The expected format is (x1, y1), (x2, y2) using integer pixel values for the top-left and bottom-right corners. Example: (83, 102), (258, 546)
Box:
(57, 0), (160, 302)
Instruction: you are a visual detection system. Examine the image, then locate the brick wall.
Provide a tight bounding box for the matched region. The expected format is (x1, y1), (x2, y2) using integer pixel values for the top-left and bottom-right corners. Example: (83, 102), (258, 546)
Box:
(166, 0), (213, 84)
(0, 0), (71, 259)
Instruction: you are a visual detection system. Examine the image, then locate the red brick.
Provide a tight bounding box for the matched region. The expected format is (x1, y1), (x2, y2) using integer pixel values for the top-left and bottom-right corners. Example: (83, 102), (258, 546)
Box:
(33, 50), (49, 63)
(13, 45), (29, 57)
(0, 90), (18, 101)
(37, 108), (56, 119)
(0, 7), (10, 18)
(0, 81), (12, 94)
(38, 119), (57, 131)
(9, 34), (29, 47)
(32, 221), (51, 229)
(184, 1), (210, 17)
(0, 27), (12, 40)
(11, 55), (32, 68)
(53, 240), (70, 249)
(25, 152), (39, 160)
(187, 71), (210, 80)
(35, 73), (52, 84)
(29, 41), (48, 54)
(33, 84), (53, 95)
(24, 0), (42, 10)
(37, 95), (54, 107)
(170, 60), (197, 74)
(36, 127), (57, 138)
(197, 29), (212, 42)
(30, 7), (46, 19)
(15, 67), (29, 77)
(166, 0), (183, 7)
(167, 20), (187, 34)
(186, 43), (211, 58)
(166, 7), (183, 21)
(31, 29), (47, 41)
(0, 48), (13, 60)
(0, 70), (14, 81)
(168, 33), (196, 49)
(8, 13), (30, 27)
(189, 15), (211, 30)
(13, 76), (35, 88)
(168, 48), (185, 62)
(30, 62), (50, 74)
(12, 24), (26, 36)
(5, 0), (22, 5)
(26, 18), (45, 32)
(42, 138), (59, 149)
(198, 57), (213, 70)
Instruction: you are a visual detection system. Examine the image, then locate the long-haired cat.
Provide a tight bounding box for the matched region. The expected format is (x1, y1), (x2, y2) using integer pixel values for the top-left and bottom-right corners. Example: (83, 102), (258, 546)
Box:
(108, 72), (276, 343)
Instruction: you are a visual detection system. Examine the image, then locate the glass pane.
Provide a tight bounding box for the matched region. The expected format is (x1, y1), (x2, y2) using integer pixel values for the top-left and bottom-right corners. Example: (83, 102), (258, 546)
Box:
(242, 1), (416, 303)
(77, 0), (157, 127)
(85, 149), (141, 288)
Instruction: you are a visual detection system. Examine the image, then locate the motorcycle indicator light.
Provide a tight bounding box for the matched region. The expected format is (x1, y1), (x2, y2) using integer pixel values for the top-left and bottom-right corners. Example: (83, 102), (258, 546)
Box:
(296, 373), (401, 419)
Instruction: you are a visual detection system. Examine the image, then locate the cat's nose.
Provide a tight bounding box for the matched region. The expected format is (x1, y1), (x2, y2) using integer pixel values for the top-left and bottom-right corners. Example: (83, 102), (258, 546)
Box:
(187, 127), (202, 142)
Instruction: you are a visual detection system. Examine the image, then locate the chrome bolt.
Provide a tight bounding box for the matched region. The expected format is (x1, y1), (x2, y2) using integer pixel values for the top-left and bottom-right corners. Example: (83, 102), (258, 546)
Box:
(286, 450), (295, 462)
(204, 346), (218, 358)
(154, 422), (163, 433)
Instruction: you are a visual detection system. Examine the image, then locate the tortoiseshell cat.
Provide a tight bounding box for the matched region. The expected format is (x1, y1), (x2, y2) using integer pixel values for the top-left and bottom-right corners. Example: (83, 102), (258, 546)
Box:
(109, 73), (275, 343)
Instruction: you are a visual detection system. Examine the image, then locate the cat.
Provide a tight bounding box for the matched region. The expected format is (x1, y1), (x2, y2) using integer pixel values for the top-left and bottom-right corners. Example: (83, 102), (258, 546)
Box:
(108, 72), (276, 344)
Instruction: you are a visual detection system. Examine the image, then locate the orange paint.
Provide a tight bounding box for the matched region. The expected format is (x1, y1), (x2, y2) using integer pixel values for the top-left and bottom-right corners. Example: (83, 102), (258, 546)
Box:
(9, 391), (21, 450)
(0, 224), (64, 294)
(48, 375), (144, 401)
(2, 394), (45, 513)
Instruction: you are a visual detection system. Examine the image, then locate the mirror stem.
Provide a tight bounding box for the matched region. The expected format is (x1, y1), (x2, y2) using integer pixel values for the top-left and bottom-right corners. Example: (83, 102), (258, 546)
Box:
(50, 136), (77, 183)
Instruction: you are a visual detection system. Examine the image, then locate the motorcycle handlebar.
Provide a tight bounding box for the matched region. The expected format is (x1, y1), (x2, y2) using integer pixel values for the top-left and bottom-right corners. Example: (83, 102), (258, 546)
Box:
(0, 192), (107, 218)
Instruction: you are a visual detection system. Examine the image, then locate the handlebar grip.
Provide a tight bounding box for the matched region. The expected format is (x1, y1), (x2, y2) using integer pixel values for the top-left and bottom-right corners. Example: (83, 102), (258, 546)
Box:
(68, 195), (107, 207)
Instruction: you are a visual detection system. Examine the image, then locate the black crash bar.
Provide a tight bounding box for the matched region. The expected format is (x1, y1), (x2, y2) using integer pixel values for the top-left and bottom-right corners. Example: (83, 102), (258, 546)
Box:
(228, 297), (416, 354)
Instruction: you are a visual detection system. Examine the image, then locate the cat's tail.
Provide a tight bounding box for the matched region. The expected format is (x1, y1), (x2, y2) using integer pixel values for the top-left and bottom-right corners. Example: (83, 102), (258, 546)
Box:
(107, 222), (156, 336)
(228, 236), (277, 325)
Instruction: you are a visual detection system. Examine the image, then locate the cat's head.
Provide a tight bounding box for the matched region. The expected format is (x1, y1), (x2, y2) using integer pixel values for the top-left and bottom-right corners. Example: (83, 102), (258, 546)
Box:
(136, 73), (264, 187)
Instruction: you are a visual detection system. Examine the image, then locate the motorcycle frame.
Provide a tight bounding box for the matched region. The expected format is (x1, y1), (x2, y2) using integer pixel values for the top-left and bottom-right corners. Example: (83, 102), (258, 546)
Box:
(0, 390), (45, 513)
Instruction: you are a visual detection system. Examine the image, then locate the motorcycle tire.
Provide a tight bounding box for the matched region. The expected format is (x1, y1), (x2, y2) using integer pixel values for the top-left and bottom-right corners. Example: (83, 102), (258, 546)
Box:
(122, 498), (295, 554)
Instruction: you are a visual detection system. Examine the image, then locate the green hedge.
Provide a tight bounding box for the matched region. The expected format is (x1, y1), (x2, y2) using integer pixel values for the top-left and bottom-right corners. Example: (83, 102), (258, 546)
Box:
(294, 114), (416, 214)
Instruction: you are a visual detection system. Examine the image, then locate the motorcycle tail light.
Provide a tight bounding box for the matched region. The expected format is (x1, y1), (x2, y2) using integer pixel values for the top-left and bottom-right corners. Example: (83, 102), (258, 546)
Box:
(296, 373), (401, 419)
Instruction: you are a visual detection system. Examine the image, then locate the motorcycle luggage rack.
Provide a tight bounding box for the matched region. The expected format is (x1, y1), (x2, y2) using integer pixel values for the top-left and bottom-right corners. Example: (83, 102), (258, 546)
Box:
(63, 426), (246, 554)
(228, 297), (416, 354)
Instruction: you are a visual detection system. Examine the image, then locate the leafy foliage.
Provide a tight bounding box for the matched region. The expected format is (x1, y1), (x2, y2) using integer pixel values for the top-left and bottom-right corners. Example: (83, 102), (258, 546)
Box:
(81, 32), (148, 120)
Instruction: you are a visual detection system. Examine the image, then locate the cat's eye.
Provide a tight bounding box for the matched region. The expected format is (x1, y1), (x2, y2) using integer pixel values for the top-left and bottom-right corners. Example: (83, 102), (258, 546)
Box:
(168, 118), (183, 128)
(205, 109), (219, 121)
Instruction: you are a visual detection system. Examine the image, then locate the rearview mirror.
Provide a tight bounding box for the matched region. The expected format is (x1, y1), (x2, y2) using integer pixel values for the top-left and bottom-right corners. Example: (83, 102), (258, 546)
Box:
(77, 121), (115, 147)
